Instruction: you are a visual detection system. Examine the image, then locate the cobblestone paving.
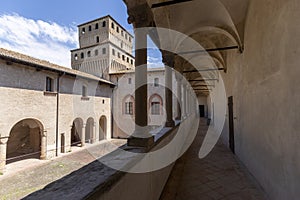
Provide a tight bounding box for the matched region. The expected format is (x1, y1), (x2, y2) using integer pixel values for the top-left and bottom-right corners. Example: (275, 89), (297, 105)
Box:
(0, 139), (126, 200)
(161, 119), (268, 200)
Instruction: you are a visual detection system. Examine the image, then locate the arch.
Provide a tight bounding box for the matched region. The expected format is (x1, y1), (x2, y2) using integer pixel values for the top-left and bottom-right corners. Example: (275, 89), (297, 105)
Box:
(149, 94), (163, 115)
(6, 118), (43, 164)
(99, 115), (107, 141)
(123, 95), (135, 115)
(71, 118), (83, 147)
(184, 26), (242, 49)
(85, 117), (94, 144)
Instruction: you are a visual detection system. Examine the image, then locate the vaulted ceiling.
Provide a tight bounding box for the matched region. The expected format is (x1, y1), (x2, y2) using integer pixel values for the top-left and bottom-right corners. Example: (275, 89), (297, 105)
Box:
(123, 0), (250, 95)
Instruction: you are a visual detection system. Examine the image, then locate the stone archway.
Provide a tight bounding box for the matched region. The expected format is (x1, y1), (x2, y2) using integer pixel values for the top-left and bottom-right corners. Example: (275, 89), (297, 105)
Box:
(6, 119), (44, 164)
(99, 116), (107, 141)
(85, 118), (94, 144)
(71, 118), (83, 147)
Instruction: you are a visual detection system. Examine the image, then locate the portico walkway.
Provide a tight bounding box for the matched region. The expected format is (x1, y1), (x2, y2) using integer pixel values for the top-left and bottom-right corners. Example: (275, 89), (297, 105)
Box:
(161, 119), (268, 200)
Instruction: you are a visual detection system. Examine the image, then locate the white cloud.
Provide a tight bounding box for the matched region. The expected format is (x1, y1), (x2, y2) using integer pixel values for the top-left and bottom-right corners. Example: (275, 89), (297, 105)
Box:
(0, 13), (78, 67)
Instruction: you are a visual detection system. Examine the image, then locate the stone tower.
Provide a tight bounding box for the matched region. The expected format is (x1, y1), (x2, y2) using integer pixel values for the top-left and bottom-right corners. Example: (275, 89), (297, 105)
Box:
(71, 15), (135, 80)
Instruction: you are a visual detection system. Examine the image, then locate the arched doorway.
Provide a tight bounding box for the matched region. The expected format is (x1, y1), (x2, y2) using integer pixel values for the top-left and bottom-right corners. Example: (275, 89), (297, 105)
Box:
(7, 119), (43, 164)
(85, 118), (94, 144)
(71, 118), (83, 147)
(99, 116), (107, 141)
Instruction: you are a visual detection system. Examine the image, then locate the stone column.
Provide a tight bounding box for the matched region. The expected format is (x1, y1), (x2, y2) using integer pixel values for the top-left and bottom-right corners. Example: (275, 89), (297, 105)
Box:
(175, 74), (182, 120)
(163, 53), (175, 127)
(40, 131), (47, 160)
(81, 124), (86, 147)
(187, 87), (191, 116)
(182, 83), (187, 119)
(127, 9), (154, 147)
(0, 137), (8, 173)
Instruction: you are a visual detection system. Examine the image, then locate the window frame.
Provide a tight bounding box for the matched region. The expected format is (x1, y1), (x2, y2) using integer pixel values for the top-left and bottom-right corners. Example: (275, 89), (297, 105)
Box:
(154, 78), (159, 87)
(151, 102), (161, 115)
(46, 77), (54, 92)
(125, 102), (133, 115)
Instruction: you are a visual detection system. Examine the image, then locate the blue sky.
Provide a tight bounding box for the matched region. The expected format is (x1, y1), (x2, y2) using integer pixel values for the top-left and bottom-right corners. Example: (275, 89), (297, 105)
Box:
(0, 0), (162, 68)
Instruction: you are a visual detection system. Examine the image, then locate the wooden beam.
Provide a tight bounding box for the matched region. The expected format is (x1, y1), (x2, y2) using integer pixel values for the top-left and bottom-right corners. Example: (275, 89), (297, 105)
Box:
(178, 46), (239, 55)
(188, 79), (218, 82)
(151, 0), (193, 8)
(183, 68), (224, 73)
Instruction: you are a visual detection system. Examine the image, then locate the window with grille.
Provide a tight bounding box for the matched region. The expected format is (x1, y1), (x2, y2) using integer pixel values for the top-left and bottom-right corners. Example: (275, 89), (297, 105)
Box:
(125, 102), (133, 115)
(151, 102), (161, 115)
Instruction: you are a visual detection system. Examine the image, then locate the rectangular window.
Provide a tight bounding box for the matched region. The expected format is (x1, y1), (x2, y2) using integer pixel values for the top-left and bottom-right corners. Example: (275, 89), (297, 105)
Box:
(151, 102), (161, 115)
(112, 49), (115, 56)
(154, 78), (159, 87)
(82, 85), (87, 97)
(111, 22), (114, 29)
(125, 102), (133, 115)
(46, 77), (53, 92)
(128, 78), (132, 84)
(82, 27), (85, 34)
(89, 25), (92, 31)
(102, 48), (106, 54)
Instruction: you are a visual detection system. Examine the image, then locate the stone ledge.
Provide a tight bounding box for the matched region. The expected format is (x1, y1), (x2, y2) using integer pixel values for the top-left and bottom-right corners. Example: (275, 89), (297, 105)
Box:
(24, 123), (181, 200)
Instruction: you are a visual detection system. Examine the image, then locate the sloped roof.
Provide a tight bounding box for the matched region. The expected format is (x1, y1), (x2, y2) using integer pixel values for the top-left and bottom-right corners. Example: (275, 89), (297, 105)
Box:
(0, 48), (115, 86)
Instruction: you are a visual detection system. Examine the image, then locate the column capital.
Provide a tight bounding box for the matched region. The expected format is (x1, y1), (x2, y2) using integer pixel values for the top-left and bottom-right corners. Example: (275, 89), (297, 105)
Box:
(0, 136), (9, 144)
(127, 3), (154, 28)
(162, 51), (175, 68)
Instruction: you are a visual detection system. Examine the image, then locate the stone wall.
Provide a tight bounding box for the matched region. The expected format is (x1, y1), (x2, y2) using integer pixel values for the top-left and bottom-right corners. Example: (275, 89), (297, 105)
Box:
(0, 58), (113, 168)
(219, 0), (300, 199)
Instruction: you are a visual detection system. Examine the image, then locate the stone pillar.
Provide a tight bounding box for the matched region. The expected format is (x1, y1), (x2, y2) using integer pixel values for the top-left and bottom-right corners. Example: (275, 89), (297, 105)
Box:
(127, 9), (154, 147)
(182, 83), (187, 118)
(187, 87), (190, 116)
(163, 53), (175, 127)
(0, 137), (8, 173)
(175, 74), (182, 120)
(40, 131), (47, 160)
(81, 124), (86, 147)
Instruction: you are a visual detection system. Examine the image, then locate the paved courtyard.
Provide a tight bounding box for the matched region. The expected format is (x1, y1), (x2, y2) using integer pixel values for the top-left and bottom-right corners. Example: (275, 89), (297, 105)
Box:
(161, 119), (268, 200)
(0, 139), (126, 200)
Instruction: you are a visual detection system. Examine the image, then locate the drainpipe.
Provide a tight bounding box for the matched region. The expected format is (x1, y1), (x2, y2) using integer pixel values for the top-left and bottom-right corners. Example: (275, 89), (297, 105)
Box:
(56, 72), (64, 157)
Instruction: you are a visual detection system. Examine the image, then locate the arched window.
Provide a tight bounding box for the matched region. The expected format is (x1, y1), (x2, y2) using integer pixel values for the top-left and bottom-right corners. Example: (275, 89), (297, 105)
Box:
(74, 54), (78, 60)
(81, 52), (84, 59)
(149, 94), (163, 115)
(81, 27), (85, 34)
(96, 36), (100, 43)
(95, 23), (99, 29)
(87, 51), (91, 57)
(102, 21), (106, 27)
